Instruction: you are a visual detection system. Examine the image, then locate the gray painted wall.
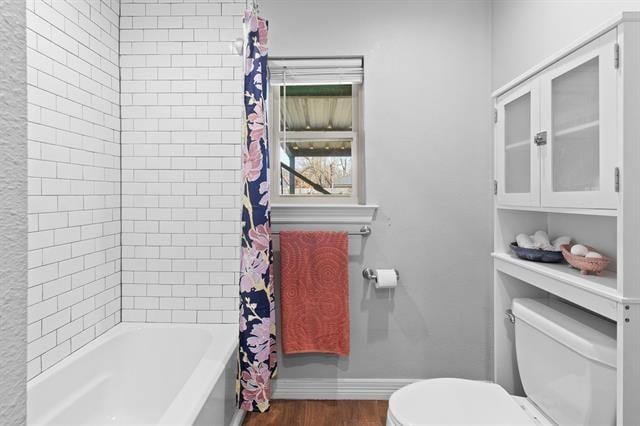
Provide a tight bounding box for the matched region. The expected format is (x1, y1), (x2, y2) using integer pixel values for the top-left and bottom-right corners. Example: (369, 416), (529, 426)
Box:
(264, 0), (494, 380)
(492, 0), (640, 90)
(0, 0), (27, 423)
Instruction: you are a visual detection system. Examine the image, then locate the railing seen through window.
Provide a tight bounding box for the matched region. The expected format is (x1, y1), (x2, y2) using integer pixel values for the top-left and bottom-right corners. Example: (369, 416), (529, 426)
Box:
(275, 84), (356, 197)
(269, 57), (363, 203)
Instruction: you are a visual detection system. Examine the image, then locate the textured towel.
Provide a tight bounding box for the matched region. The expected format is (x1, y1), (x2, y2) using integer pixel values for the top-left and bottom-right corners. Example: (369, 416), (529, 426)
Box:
(280, 231), (349, 356)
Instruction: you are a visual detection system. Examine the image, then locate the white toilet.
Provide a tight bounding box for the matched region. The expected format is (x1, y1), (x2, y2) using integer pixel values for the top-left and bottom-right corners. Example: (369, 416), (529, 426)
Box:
(387, 298), (617, 425)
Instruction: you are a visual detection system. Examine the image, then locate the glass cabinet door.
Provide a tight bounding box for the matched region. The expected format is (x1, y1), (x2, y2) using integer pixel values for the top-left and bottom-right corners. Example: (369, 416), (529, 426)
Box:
(540, 29), (618, 209)
(495, 83), (540, 207)
(505, 93), (532, 194)
(551, 58), (600, 193)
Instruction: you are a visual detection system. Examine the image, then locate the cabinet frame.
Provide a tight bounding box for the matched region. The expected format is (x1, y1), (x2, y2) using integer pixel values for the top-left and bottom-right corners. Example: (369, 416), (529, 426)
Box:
(495, 30), (619, 211)
(495, 83), (540, 207)
(539, 29), (619, 209)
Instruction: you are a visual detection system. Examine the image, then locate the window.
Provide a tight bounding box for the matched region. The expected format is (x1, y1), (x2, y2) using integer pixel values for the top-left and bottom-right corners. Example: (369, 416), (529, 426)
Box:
(269, 58), (363, 204)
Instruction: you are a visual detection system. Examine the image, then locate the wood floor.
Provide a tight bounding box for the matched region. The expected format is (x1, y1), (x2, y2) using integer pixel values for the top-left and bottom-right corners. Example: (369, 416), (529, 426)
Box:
(243, 400), (389, 426)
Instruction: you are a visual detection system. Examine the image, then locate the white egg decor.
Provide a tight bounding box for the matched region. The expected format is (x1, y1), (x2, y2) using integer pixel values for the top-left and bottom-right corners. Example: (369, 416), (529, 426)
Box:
(561, 243), (610, 276)
(570, 244), (589, 257)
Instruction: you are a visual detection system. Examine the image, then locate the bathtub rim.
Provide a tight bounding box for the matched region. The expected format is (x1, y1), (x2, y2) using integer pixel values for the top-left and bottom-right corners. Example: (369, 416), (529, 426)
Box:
(27, 322), (238, 425)
(158, 323), (237, 425)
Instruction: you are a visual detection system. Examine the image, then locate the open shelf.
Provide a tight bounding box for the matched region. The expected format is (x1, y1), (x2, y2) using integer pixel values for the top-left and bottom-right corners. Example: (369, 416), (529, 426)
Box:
(496, 204), (617, 217)
(493, 252), (619, 320)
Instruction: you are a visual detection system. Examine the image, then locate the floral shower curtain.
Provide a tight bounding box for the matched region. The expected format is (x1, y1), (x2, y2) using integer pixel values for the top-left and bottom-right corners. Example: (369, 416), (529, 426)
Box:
(237, 10), (276, 413)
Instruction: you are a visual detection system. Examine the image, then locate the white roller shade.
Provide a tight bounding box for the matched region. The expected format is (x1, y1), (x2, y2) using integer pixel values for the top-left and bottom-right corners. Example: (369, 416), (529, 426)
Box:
(269, 57), (363, 85)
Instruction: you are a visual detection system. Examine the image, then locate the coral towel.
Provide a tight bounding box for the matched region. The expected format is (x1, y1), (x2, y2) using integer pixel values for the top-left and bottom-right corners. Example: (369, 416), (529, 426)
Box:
(280, 231), (349, 356)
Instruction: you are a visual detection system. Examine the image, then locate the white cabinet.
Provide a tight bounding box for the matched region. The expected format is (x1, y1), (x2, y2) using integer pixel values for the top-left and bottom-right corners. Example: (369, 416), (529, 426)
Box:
(493, 13), (640, 426)
(495, 30), (619, 210)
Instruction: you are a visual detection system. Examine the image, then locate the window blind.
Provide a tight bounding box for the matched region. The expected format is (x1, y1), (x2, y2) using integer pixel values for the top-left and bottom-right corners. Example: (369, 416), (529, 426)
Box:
(269, 57), (364, 85)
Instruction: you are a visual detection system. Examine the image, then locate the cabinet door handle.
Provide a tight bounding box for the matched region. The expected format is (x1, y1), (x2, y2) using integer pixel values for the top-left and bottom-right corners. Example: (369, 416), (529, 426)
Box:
(534, 131), (547, 146)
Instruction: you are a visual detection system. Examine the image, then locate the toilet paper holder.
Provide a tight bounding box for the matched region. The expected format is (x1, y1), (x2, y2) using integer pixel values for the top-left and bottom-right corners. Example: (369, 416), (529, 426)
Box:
(362, 268), (400, 282)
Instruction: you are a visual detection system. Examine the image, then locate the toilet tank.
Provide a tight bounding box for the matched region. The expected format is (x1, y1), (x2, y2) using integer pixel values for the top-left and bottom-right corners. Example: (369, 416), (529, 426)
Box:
(512, 298), (616, 426)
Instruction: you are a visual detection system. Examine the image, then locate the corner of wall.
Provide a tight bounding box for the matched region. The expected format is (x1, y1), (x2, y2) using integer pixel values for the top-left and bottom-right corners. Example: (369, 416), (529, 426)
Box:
(0, 0), (28, 422)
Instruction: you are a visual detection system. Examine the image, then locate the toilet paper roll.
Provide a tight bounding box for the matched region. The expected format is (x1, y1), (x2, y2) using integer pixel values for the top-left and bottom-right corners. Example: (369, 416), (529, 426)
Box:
(375, 269), (398, 289)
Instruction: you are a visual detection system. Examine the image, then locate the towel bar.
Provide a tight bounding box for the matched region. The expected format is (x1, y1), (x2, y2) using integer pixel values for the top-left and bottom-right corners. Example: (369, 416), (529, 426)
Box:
(271, 225), (371, 237)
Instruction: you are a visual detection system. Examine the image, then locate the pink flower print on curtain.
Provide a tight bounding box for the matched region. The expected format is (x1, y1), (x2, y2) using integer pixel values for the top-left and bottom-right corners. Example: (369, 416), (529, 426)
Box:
(237, 9), (276, 413)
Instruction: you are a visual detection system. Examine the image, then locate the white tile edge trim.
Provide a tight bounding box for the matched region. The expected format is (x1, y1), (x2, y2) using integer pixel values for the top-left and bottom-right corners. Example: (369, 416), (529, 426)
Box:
(271, 378), (421, 400)
(271, 204), (378, 224)
(229, 409), (246, 426)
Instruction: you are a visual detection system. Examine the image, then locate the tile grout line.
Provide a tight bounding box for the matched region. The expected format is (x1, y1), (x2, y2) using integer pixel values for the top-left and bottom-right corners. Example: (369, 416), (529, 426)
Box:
(118, 0), (123, 327)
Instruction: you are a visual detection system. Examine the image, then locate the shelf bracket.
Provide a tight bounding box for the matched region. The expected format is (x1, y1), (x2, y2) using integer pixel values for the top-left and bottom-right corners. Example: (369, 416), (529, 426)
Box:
(615, 167), (620, 192)
(614, 43), (620, 69)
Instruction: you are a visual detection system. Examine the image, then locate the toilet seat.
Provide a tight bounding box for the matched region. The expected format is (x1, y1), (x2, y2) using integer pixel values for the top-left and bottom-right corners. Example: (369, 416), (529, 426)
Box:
(387, 378), (537, 426)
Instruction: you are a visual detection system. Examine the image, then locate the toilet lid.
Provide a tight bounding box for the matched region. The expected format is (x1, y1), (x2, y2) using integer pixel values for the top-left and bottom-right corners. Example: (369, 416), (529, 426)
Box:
(388, 378), (536, 425)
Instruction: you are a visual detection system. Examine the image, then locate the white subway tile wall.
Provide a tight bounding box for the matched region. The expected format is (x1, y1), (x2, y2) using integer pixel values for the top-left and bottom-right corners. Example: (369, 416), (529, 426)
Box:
(120, 0), (243, 324)
(27, 0), (121, 379)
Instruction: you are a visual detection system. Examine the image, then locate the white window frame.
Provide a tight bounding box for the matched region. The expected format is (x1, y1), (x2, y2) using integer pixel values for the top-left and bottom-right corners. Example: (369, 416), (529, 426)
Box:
(269, 82), (361, 205)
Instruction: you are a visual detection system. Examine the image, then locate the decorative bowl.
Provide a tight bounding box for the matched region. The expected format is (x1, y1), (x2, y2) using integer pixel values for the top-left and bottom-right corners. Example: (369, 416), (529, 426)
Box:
(560, 244), (610, 275)
(509, 242), (564, 263)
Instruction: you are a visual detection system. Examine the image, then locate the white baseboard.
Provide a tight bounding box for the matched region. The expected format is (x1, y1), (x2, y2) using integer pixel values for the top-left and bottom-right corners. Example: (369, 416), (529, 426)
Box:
(229, 408), (246, 426)
(272, 378), (421, 400)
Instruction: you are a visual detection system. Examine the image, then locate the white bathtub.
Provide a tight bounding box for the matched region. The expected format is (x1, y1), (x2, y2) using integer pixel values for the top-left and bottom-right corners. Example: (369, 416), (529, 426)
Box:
(27, 323), (238, 426)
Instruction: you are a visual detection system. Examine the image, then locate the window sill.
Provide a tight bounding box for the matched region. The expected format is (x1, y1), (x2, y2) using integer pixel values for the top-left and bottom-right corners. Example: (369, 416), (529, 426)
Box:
(271, 204), (378, 224)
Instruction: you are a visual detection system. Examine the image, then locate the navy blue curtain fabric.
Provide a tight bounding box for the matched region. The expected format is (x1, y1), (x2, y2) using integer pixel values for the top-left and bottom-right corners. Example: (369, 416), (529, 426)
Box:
(237, 10), (276, 413)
